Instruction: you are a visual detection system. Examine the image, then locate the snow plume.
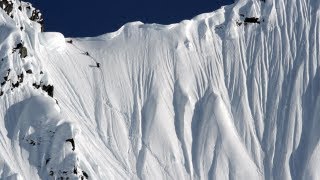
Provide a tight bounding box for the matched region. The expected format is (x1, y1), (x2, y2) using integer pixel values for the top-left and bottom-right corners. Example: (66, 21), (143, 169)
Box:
(1, 0), (320, 179)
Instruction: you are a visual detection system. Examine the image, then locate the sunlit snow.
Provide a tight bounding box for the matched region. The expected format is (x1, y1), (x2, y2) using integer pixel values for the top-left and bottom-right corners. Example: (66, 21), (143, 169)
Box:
(0, 0), (320, 179)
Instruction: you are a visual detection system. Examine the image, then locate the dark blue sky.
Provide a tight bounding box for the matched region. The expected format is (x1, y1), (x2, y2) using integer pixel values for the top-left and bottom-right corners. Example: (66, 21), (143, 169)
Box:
(27, 0), (233, 37)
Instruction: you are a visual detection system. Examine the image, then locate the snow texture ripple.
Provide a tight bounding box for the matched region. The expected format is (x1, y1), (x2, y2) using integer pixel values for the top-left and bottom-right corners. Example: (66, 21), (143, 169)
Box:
(0, 0), (320, 179)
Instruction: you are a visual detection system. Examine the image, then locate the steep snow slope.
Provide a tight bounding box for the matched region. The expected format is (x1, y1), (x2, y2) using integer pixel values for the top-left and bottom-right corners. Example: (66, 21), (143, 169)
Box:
(1, 0), (320, 179)
(0, 1), (87, 179)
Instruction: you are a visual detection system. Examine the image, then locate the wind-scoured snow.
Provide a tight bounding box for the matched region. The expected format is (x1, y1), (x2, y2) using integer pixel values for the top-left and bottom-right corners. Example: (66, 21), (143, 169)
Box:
(0, 0), (320, 179)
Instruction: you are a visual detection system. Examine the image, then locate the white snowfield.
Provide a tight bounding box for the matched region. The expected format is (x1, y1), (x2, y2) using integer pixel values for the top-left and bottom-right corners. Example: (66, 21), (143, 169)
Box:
(0, 0), (319, 179)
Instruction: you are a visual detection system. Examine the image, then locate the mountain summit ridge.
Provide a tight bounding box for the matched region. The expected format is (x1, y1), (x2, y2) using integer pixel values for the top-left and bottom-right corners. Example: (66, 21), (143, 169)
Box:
(0, 0), (320, 179)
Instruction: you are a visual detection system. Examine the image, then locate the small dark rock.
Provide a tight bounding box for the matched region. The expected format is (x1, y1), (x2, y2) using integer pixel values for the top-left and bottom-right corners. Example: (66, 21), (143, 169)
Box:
(42, 84), (54, 97)
(32, 83), (40, 89)
(3, 69), (10, 81)
(12, 81), (19, 88)
(18, 73), (24, 83)
(236, 21), (242, 26)
(13, 43), (23, 51)
(20, 47), (28, 58)
(26, 69), (33, 74)
(46, 158), (50, 164)
(13, 43), (28, 58)
(29, 140), (36, 146)
(66, 40), (73, 44)
(65, 138), (75, 151)
(73, 166), (78, 174)
(244, 17), (260, 24)
(82, 171), (89, 179)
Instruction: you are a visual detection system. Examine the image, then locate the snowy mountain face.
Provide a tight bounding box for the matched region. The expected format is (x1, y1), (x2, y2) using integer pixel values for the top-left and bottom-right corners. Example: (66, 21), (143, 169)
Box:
(0, 0), (319, 179)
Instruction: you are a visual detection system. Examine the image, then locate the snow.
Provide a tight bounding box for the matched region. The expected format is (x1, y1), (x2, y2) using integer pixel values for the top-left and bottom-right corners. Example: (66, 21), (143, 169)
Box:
(0, 0), (319, 179)
(38, 32), (66, 51)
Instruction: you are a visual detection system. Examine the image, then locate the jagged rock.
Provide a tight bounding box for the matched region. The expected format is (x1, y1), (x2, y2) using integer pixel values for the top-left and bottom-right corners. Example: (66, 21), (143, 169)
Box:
(3, 69), (10, 81)
(20, 46), (28, 58)
(82, 171), (88, 179)
(65, 138), (75, 151)
(46, 158), (50, 165)
(244, 17), (260, 24)
(29, 9), (44, 31)
(18, 73), (24, 83)
(11, 81), (19, 88)
(29, 140), (36, 146)
(0, 0), (13, 16)
(66, 39), (73, 44)
(0, 2), (86, 179)
(32, 83), (40, 89)
(33, 83), (55, 98)
(13, 43), (28, 58)
(26, 69), (32, 74)
(73, 166), (77, 174)
(13, 43), (23, 50)
(42, 84), (54, 97)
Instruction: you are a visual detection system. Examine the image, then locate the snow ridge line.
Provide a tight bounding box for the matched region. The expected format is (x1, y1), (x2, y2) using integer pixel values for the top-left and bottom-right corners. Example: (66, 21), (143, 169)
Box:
(0, 1), (89, 179)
